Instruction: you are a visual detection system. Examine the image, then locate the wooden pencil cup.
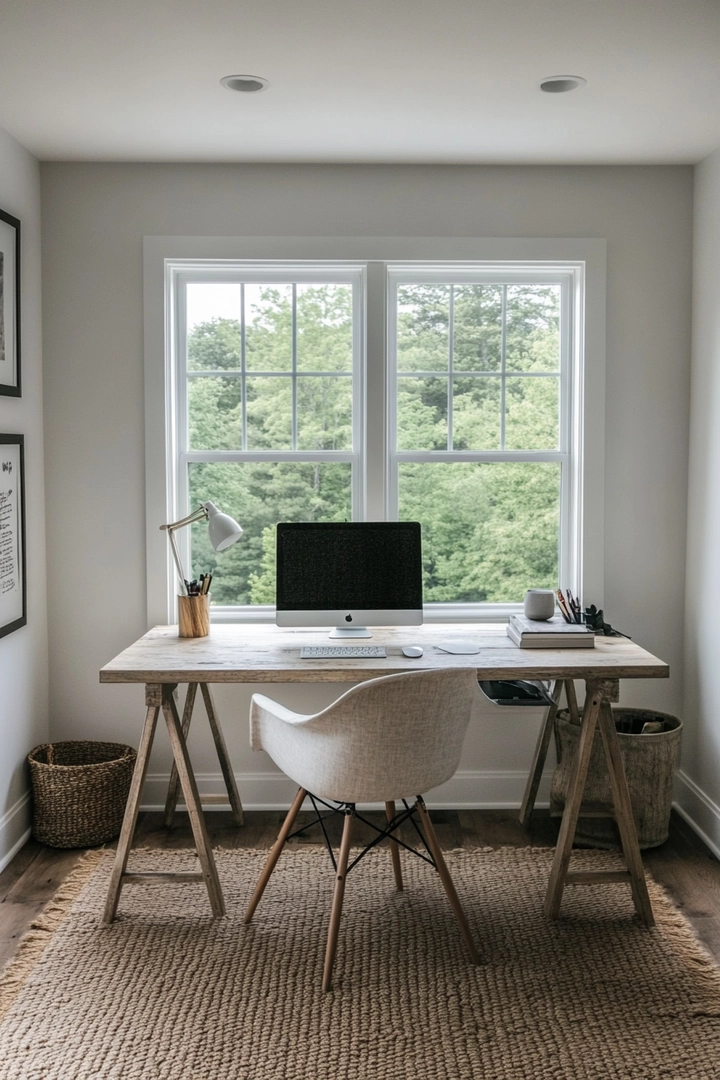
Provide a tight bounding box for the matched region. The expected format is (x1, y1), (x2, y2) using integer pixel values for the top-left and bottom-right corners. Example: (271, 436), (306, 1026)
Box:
(178, 594), (210, 638)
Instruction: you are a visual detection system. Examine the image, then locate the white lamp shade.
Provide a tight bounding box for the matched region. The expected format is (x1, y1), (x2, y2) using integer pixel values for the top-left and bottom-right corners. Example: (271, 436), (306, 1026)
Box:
(204, 501), (244, 552)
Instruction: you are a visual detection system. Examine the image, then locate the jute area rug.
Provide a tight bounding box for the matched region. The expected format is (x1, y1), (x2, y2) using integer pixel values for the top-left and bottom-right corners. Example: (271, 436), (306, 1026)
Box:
(1, 847), (720, 1080)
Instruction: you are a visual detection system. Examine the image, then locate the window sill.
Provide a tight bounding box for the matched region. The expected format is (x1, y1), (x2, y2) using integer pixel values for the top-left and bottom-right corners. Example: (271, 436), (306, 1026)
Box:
(208, 603), (523, 625)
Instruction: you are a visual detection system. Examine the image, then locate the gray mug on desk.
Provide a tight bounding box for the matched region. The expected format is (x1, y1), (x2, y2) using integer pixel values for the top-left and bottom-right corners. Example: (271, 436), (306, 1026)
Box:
(524, 589), (556, 621)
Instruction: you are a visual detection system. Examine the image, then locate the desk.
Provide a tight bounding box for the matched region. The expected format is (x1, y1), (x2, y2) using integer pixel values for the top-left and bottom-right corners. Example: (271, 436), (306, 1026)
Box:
(100, 623), (668, 925)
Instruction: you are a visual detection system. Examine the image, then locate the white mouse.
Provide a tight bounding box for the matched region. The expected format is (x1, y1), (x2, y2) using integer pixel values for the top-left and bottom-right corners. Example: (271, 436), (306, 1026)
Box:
(402, 645), (423, 658)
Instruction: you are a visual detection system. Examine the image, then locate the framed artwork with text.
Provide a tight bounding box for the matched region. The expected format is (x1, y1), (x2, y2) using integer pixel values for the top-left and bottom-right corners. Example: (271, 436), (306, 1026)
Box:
(0, 434), (26, 638)
(0, 209), (20, 397)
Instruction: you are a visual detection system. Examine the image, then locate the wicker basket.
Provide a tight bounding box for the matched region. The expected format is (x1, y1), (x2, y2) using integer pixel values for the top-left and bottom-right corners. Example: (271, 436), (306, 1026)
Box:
(28, 741), (136, 848)
(550, 708), (682, 849)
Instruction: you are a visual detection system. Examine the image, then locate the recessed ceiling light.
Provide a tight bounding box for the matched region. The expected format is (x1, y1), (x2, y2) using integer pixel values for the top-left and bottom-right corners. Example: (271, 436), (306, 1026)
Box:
(220, 74), (268, 94)
(539, 76), (586, 94)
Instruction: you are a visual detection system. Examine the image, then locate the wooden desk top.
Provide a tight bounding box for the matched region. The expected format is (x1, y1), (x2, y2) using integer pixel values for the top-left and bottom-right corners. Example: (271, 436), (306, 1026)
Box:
(100, 624), (669, 685)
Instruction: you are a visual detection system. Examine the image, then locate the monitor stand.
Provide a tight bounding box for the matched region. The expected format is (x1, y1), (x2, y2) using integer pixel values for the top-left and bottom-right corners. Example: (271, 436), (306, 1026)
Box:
(328, 627), (372, 639)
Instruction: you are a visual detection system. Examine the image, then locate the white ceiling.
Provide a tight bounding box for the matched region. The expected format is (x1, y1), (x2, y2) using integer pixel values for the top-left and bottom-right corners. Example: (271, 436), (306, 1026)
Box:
(0, 0), (719, 164)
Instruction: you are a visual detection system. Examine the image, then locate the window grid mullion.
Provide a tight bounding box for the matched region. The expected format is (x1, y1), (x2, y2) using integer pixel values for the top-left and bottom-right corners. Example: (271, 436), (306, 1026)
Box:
(393, 370), (558, 380)
(394, 450), (567, 465)
(187, 370), (352, 379)
(500, 284), (507, 450)
(241, 284), (247, 452)
(291, 282), (297, 451)
(448, 285), (454, 451)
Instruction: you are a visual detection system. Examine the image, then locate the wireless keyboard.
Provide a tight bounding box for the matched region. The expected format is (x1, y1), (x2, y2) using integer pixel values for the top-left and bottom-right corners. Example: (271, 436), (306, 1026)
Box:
(300, 645), (387, 659)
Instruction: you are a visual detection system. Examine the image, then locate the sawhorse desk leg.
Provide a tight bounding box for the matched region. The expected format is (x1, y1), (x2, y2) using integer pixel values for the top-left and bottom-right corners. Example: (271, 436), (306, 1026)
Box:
(163, 682), (244, 828)
(518, 679), (564, 829)
(103, 683), (225, 925)
(543, 678), (654, 925)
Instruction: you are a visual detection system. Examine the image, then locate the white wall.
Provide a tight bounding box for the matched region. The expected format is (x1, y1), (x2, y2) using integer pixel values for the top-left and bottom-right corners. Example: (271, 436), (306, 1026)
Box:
(681, 147), (720, 856)
(0, 127), (48, 868)
(40, 163), (692, 810)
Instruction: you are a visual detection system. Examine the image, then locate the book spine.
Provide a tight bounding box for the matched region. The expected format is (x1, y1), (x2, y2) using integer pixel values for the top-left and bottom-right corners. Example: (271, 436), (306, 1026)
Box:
(515, 635), (595, 643)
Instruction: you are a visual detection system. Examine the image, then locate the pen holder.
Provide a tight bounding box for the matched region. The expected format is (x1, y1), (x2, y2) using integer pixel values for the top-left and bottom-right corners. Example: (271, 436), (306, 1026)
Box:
(178, 593), (210, 638)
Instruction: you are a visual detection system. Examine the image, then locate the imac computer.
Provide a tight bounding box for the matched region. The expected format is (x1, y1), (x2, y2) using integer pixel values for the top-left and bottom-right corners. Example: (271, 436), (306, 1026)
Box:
(275, 521), (423, 638)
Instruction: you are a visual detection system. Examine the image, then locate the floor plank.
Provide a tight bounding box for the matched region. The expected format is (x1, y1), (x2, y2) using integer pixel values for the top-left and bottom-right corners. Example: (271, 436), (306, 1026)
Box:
(4, 847), (85, 905)
(1, 808), (718, 976)
(0, 839), (43, 902)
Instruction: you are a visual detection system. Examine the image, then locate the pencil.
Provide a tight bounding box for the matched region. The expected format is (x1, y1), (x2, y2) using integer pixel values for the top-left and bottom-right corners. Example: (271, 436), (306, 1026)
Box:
(556, 590), (573, 623)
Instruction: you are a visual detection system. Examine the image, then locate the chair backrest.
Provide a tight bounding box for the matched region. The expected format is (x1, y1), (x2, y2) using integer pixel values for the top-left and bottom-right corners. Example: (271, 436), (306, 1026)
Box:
(253, 667), (479, 803)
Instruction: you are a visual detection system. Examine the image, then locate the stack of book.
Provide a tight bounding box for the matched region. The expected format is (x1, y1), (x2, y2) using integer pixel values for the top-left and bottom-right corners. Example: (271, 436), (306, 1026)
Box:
(507, 613), (595, 649)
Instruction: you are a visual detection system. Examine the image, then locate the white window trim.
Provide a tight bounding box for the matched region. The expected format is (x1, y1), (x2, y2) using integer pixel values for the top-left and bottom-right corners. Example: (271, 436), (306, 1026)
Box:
(143, 236), (606, 627)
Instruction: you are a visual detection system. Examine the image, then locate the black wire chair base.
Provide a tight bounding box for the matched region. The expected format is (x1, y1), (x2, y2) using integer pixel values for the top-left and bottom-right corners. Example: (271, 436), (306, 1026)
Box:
(286, 794), (437, 875)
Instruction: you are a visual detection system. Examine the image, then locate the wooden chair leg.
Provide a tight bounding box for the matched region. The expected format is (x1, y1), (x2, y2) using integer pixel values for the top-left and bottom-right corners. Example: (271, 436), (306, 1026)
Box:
(415, 798), (480, 965)
(162, 688), (225, 918)
(244, 787), (307, 923)
(201, 683), (244, 826)
(597, 700), (654, 926)
(163, 682), (197, 828)
(322, 807), (355, 992)
(385, 800), (403, 891)
(519, 680), (563, 828)
(103, 691), (160, 924)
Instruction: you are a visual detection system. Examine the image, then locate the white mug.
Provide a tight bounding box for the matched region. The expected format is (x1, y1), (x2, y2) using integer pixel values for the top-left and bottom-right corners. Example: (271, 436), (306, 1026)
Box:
(524, 589), (555, 621)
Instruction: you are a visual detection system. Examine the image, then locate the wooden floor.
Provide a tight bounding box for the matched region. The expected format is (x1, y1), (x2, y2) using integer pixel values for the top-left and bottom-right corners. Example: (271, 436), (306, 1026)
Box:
(1, 808), (719, 971)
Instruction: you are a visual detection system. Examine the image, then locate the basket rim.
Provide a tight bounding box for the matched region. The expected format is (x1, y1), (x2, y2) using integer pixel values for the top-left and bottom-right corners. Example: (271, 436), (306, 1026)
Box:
(28, 741), (136, 769)
(556, 708), (682, 733)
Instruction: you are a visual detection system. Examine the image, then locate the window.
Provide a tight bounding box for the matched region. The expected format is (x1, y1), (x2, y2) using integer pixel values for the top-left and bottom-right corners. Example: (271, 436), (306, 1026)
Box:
(173, 265), (364, 608)
(387, 267), (575, 611)
(148, 239), (602, 625)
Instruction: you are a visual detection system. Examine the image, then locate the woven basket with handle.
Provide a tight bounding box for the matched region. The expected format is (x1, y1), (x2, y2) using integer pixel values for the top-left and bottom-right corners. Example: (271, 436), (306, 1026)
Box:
(28, 741), (137, 848)
(550, 708), (682, 849)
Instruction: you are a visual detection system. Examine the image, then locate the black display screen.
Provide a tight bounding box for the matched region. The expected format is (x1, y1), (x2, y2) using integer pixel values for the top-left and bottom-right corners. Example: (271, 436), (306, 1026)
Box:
(276, 522), (423, 612)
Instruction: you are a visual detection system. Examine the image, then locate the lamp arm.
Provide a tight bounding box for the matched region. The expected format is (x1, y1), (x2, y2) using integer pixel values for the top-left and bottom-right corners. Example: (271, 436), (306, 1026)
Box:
(160, 505), (210, 595)
(167, 530), (188, 594)
(160, 505), (209, 533)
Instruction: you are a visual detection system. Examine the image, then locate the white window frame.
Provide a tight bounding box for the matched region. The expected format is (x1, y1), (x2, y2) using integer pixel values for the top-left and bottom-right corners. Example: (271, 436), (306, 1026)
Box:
(143, 237), (605, 627)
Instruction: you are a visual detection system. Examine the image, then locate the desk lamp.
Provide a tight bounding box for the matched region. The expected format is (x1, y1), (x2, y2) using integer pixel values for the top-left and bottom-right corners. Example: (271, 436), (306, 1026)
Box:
(161, 501), (243, 595)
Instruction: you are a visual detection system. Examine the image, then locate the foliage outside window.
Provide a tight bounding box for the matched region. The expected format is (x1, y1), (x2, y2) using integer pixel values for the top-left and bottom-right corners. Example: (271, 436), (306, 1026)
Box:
(173, 263), (577, 612)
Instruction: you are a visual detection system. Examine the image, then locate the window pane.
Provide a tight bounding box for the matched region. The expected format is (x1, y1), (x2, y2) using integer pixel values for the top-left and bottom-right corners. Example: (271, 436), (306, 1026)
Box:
(397, 284), (450, 372)
(452, 376), (501, 450)
(505, 284), (561, 372)
(188, 461), (352, 605)
(397, 376), (448, 450)
(297, 284), (353, 372)
(297, 376), (352, 450)
(187, 310), (241, 372)
(245, 284), (293, 372)
(505, 377), (559, 450)
(246, 376), (292, 450)
(188, 376), (242, 450)
(453, 285), (503, 372)
(398, 461), (560, 603)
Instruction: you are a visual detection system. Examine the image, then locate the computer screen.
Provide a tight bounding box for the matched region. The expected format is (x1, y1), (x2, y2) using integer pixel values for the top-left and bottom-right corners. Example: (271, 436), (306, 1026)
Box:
(275, 521), (423, 638)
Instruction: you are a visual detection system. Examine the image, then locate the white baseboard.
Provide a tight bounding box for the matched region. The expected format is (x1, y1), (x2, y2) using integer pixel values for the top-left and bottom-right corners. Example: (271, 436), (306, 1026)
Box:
(0, 792), (32, 873)
(673, 770), (720, 861)
(140, 769), (553, 813)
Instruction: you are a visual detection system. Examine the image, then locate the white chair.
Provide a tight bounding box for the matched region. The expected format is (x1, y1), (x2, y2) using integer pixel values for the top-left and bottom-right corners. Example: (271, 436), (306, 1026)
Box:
(244, 667), (481, 991)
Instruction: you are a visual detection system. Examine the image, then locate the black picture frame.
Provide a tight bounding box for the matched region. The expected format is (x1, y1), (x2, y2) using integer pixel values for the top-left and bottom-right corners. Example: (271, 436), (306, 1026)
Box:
(0, 208), (21, 397)
(0, 434), (26, 638)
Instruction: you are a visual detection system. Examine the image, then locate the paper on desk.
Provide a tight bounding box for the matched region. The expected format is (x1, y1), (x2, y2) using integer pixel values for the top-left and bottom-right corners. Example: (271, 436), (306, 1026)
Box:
(436, 641), (481, 655)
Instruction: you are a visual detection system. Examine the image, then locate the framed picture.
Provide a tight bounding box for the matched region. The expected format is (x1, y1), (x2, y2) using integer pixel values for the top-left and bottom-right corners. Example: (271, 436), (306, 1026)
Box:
(0, 434), (26, 638)
(0, 209), (20, 397)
